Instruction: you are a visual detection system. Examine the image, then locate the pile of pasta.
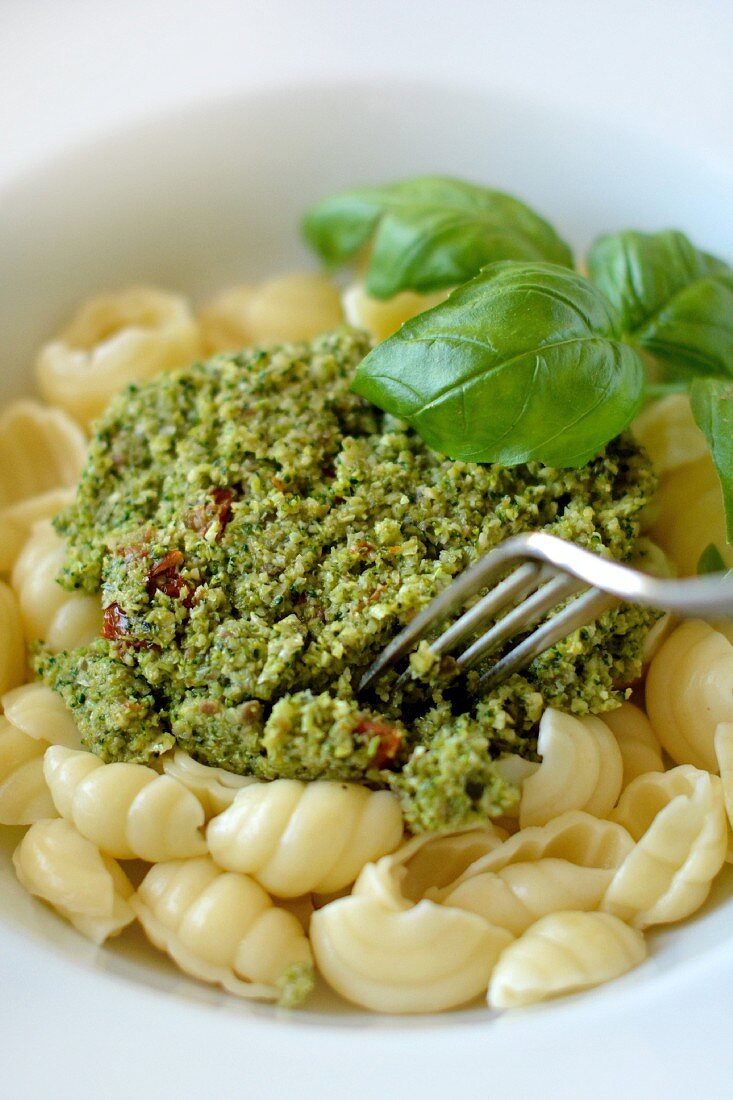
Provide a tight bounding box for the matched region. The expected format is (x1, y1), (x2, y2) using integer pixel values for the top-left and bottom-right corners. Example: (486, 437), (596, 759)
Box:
(0, 280), (732, 1014)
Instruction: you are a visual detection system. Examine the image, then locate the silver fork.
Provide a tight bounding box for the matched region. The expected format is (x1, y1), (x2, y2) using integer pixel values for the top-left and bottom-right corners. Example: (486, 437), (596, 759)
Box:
(358, 532), (733, 697)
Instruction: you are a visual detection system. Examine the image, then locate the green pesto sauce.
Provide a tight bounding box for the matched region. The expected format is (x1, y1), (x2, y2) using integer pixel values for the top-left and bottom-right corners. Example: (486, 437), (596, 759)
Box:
(38, 328), (658, 832)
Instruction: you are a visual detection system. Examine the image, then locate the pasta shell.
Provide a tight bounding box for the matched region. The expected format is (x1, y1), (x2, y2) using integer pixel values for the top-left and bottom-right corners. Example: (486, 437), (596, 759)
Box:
(36, 287), (201, 427)
(442, 810), (635, 896)
(0, 580), (26, 695)
(207, 778), (403, 897)
(601, 702), (664, 790)
(488, 911), (646, 1008)
(519, 708), (623, 828)
(12, 521), (103, 651)
(0, 487), (74, 575)
(132, 857), (313, 1005)
(342, 282), (449, 342)
(0, 717), (56, 825)
(646, 620), (733, 772)
(0, 400), (86, 508)
(714, 722), (733, 862)
(161, 750), (258, 819)
(604, 765), (727, 926)
(13, 819), (134, 943)
(311, 869), (512, 1014)
(44, 746), (207, 861)
(2, 682), (83, 750)
(444, 858), (614, 936)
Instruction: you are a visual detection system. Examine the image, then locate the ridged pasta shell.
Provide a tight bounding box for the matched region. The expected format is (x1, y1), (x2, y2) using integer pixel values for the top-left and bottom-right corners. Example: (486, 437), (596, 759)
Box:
(646, 620), (733, 771)
(0, 717), (56, 825)
(36, 287), (201, 426)
(488, 911), (646, 1008)
(0, 401), (86, 508)
(207, 778), (403, 897)
(2, 682), (83, 750)
(132, 857), (313, 1005)
(714, 723), (733, 862)
(161, 750), (258, 819)
(444, 858), (614, 936)
(519, 709), (623, 828)
(604, 765), (727, 927)
(0, 580), (26, 695)
(13, 819), (134, 943)
(44, 746), (207, 862)
(12, 521), (103, 651)
(0, 487), (74, 574)
(601, 702), (664, 790)
(311, 866), (513, 1014)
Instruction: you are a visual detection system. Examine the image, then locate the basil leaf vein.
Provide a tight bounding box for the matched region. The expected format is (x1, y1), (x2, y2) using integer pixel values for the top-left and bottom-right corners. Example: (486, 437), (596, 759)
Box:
(587, 229), (733, 382)
(302, 176), (573, 299)
(352, 262), (644, 467)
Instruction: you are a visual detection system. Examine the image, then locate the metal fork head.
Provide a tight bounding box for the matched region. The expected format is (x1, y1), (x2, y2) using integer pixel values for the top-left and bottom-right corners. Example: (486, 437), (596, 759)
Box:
(357, 532), (733, 698)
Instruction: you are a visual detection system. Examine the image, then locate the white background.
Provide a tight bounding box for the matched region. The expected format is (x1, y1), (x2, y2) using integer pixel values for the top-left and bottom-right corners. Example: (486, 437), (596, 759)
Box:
(2, 3), (733, 1098)
(2, 0), (732, 182)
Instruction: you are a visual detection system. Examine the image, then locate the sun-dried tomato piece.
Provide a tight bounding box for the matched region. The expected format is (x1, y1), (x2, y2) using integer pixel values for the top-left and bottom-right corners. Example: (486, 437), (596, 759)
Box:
(101, 603), (153, 649)
(185, 487), (236, 540)
(355, 718), (404, 769)
(147, 550), (193, 605)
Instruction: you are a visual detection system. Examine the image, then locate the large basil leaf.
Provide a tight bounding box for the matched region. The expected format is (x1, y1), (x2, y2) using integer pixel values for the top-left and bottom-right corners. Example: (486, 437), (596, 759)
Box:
(690, 377), (733, 542)
(587, 229), (733, 382)
(352, 261), (644, 467)
(302, 176), (573, 299)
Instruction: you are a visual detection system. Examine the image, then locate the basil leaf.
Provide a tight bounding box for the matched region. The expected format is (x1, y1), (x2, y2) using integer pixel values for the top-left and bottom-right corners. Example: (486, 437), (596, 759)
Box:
(587, 229), (733, 382)
(697, 543), (728, 575)
(352, 261), (644, 467)
(690, 377), (733, 542)
(302, 176), (573, 299)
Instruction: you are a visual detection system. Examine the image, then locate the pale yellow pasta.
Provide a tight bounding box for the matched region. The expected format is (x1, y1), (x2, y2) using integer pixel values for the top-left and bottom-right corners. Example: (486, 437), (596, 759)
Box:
(604, 765), (727, 927)
(2, 682), (84, 750)
(0, 580), (26, 695)
(36, 287), (201, 426)
(131, 856), (313, 1003)
(0, 400), (87, 508)
(649, 454), (732, 574)
(311, 858), (513, 1014)
(342, 282), (450, 341)
(601, 702), (664, 790)
(518, 708), (623, 828)
(0, 716), (56, 825)
(392, 827), (508, 902)
(0, 687), (83, 825)
(632, 393), (708, 476)
(645, 620), (733, 771)
(443, 811), (635, 893)
(488, 911), (646, 1009)
(44, 746), (207, 862)
(199, 273), (343, 353)
(713, 723), (733, 862)
(207, 778), (403, 896)
(11, 520), (103, 651)
(161, 750), (258, 819)
(13, 819), (134, 944)
(444, 859), (614, 936)
(0, 487), (74, 575)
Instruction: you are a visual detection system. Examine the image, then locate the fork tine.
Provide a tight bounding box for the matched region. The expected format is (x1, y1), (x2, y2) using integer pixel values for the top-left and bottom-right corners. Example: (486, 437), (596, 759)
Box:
(356, 556), (542, 695)
(455, 572), (587, 671)
(475, 587), (619, 694)
(430, 561), (546, 657)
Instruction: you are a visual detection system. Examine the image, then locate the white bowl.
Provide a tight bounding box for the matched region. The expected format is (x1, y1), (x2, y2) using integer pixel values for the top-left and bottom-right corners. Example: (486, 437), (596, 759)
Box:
(2, 81), (733, 1095)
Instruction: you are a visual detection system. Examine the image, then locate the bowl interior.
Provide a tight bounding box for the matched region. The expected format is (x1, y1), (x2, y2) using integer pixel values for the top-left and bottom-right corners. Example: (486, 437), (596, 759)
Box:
(1, 79), (732, 1024)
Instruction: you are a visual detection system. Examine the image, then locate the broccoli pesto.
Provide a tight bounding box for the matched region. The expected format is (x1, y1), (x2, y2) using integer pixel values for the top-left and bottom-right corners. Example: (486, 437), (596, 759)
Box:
(38, 328), (658, 832)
